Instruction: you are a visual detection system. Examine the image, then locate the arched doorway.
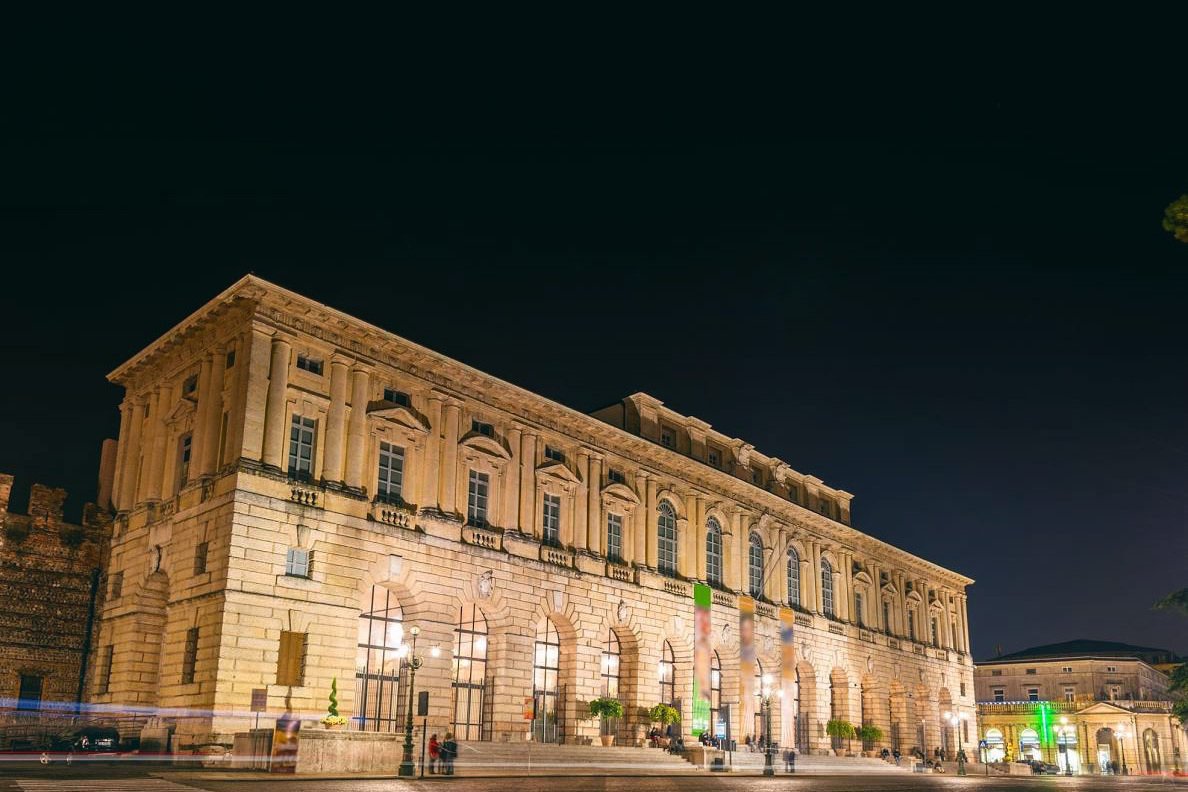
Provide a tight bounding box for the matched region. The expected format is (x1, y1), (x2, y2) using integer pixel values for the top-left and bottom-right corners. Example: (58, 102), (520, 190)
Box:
(355, 585), (404, 732)
(709, 651), (723, 739)
(860, 677), (881, 752)
(888, 681), (907, 753)
(795, 662), (816, 753)
(1020, 728), (1042, 762)
(1143, 728), (1161, 773)
(532, 617), (562, 743)
(830, 668), (849, 752)
(938, 688), (953, 757)
(1055, 720), (1080, 774)
(451, 603), (488, 740)
(984, 728), (1005, 763)
(600, 627), (622, 739)
(659, 640), (676, 706)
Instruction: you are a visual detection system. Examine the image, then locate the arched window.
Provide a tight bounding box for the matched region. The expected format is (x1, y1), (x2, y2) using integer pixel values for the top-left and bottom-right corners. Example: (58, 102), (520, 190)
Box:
(659, 640), (676, 705)
(602, 628), (621, 699)
(355, 585), (403, 732)
(705, 518), (723, 585)
(748, 534), (764, 598)
(820, 558), (835, 617)
(787, 547), (800, 607)
(532, 617), (562, 743)
(452, 604), (488, 740)
(709, 652), (723, 737)
(657, 501), (678, 576)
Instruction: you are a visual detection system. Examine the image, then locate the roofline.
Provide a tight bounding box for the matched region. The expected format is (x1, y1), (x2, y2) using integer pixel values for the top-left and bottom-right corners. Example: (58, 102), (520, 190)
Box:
(976, 654), (1160, 666)
(107, 274), (974, 586)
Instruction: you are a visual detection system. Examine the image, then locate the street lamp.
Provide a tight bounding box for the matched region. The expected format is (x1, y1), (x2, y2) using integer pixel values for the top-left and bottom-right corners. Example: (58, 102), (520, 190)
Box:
(943, 710), (969, 775)
(398, 625), (423, 777)
(761, 674), (777, 776)
(1052, 716), (1074, 776)
(1115, 723), (1129, 776)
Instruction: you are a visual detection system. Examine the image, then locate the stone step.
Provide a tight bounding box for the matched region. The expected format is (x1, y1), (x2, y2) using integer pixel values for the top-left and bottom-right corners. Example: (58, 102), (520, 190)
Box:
(725, 752), (913, 774)
(449, 741), (699, 776)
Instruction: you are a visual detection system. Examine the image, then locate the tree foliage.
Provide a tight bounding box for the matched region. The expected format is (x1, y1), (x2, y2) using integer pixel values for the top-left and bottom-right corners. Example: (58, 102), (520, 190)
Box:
(826, 719), (856, 739)
(648, 703), (681, 725)
(1163, 195), (1188, 243)
(857, 723), (884, 743)
(589, 697), (625, 720)
(1169, 663), (1188, 723)
(1154, 588), (1188, 615)
(328, 676), (339, 716)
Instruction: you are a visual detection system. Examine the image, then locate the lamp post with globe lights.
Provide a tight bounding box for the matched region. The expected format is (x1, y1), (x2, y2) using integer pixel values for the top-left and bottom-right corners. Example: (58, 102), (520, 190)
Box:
(1053, 716), (1075, 776)
(943, 710), (969, 775)
(760, 674), (781, 776)
(1115, 724), (1129, 776)
(397, 626), (422, 777)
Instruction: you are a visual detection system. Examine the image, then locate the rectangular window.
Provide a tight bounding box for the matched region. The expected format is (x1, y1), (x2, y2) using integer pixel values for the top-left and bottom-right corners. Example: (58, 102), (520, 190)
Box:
(1025, 668), (1037, 675)
(1062, 666), (1073, 673)
(288, 415), (316, 481)
(960, 681), (967, 696)
(1027, 687), (1039, 701)
(295, 354), (323, 375)
(225, 349), (236, 368)
(97, 645), (114, 694)
(194, 541), (209, 575)
(606, 513), (623, 562)
(277, 631), (307, 686)
(882, 600), (891, 632)
(377, 442), (405, 504)
(1063, 686), (1075, 702)
(787, 485), (799, 504)
(707, 448), (720, 467)
(384, 388), (410, 407)
(178, 433), (193, 487)
(907, 610), (916, 641)
(992, 688), (1005, 702)
(1108, 686), (1120, 700)
(854, 592), (864, 626)
(544, 445), (565, 463)
(930, 617), (939, 646)
(471, 419), (494, 437)
(181, 627), (199, 684)
(751, 468), (762, 485)
(467, 470), (489, 527)
(183, 374), (198, 396)
(990, 669), (1002, 676)
(542, 494), (561, 545)
(109, 571), (123, 599)
(285, 547), (311, 578)
(607, 468), (625, 485)
(660, 426), (675, 448)
(17, 675), (43, 711)
(818, 497), (832, 517)
(1106, 665), (1117, 673)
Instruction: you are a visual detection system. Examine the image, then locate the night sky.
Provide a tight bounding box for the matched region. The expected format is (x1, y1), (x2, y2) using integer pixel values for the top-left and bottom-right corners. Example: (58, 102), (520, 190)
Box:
(2, 82), (1186, 662)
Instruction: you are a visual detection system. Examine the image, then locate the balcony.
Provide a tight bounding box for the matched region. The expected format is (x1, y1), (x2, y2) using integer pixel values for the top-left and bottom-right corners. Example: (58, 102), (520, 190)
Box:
(540, 545), (575, 569)
(606, 562), (633, 582)
(462, 523), (502, 551)
(711, 590), (737, 609)
(371, 498), (415, 531)
(289, 481), (322, 508)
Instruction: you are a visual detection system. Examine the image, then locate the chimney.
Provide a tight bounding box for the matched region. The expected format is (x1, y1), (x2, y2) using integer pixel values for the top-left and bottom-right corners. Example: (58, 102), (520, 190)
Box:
(0, 473), (12, 513)
(97, 438), (118, 512)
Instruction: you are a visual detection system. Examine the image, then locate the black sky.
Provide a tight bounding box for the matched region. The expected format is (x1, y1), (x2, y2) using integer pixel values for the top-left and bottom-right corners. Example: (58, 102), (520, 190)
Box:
(1, 64), (1186, 661)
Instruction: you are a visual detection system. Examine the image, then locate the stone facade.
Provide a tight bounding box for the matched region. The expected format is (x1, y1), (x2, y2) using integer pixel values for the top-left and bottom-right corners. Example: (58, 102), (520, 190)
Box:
(93, 275), (976, 754)
(975, 649), (1186, 774)
(0, 474), (110, 743)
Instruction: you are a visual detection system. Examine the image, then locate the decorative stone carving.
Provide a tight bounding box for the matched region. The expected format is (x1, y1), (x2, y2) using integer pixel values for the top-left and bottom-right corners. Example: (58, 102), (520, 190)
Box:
(616, 600), (628, 623)
(477, 570), (494, 599)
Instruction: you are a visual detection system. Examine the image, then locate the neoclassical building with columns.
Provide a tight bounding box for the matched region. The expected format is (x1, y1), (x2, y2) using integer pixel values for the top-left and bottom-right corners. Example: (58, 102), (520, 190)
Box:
(92, 275), (976, 753)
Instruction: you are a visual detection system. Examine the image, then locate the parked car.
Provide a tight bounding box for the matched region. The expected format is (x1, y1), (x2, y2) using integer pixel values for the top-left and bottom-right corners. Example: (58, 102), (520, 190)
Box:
(1029, 760), (1060, 775)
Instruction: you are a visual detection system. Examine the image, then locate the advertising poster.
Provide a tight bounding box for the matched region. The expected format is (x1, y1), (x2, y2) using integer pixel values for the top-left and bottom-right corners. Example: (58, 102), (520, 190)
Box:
(739, 594), (756, 736)
(780, 606), (796, 747)
(692, 582), (712, 734)
(269, 715), (300, 773)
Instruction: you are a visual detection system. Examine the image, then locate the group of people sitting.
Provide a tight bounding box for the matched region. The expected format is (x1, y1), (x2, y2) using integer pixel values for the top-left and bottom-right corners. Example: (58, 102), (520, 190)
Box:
(646, 726), (685, 754)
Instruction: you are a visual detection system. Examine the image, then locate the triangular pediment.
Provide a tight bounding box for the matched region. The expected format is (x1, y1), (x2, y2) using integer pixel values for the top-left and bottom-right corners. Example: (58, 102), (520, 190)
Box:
(853, 570), (874, 586)
(881, 582), (900, 596)
(165, 398), (196, 424)
(601, 482), (641, 506)
(367, 403), (430, 433)
(536, 459), (580, 483)
(459, 433), (511, 460)
(1077, 701), (1132, 716)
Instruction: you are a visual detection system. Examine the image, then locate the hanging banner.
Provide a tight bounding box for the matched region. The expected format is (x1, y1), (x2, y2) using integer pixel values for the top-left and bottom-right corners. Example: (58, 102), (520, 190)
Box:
(780, 606), (796, 747)
(739, 594), (756, 739)
(692, 582), (712, 735)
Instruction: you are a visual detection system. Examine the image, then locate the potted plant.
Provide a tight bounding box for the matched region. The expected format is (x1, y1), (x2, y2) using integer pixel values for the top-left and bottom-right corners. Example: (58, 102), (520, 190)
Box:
(320, 677), (347, 729)
(857, 723), (884, 756)
(826, 719), (856, 756)
(648, 703), (681, 747)
(588, 697), (625, 746)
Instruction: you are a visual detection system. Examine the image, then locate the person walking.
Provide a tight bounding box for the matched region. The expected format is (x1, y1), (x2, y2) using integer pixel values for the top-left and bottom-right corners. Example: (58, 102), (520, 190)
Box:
(893, 748), (901, 766)
(784, 748), (796, 773)
(428, 733), (440, 774)
(442, 732), (458, 776)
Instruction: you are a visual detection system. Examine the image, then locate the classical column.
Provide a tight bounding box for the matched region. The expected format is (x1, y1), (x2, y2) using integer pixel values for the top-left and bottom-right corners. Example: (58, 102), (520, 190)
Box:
(344, 367), (371, 491)
(585, 453), (602, 554)
(695, 499), (708, 582)
(197, 349), (226, 476)
(775, 528), (788, 604)
(644, 476), (659, 568)
(681, 492), (698, 579)
(119, 397), (146, 510)
(189, 355), (215, 478)
(321, 358), (350, 485)
(144, 385), (172, 501)
(518, 432), (537, 534)
(632, 471), (649, 565)
(240, 327), (274, 462)
(111, 400), (133, 512)
(573, 449), (588, 551)
(960, 595), (971, 653)
(438, 401), (461, 514)
(504, 426), (522, 529)
(420, 396), (443, 511)
(721, 510), (736, 590)
(261, 337), (292, 470)
(735, 513), (748, 592)
(811, 542), (823, 614)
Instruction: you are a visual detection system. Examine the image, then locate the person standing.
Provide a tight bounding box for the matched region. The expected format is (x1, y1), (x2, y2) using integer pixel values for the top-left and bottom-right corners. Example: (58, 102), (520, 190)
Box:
(428, 734), (440, 774)
(442, 732), (458, 776)
(784, 748), (796, 773)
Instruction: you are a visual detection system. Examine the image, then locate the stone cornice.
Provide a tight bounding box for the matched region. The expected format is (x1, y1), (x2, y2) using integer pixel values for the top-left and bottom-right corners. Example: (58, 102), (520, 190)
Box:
(108, 275), (974, 588)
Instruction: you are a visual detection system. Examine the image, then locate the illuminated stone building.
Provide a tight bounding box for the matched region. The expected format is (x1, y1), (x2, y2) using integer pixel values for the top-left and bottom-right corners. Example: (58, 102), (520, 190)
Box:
(975, 641), (1185, 774)
(93, 275), (975, 752)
